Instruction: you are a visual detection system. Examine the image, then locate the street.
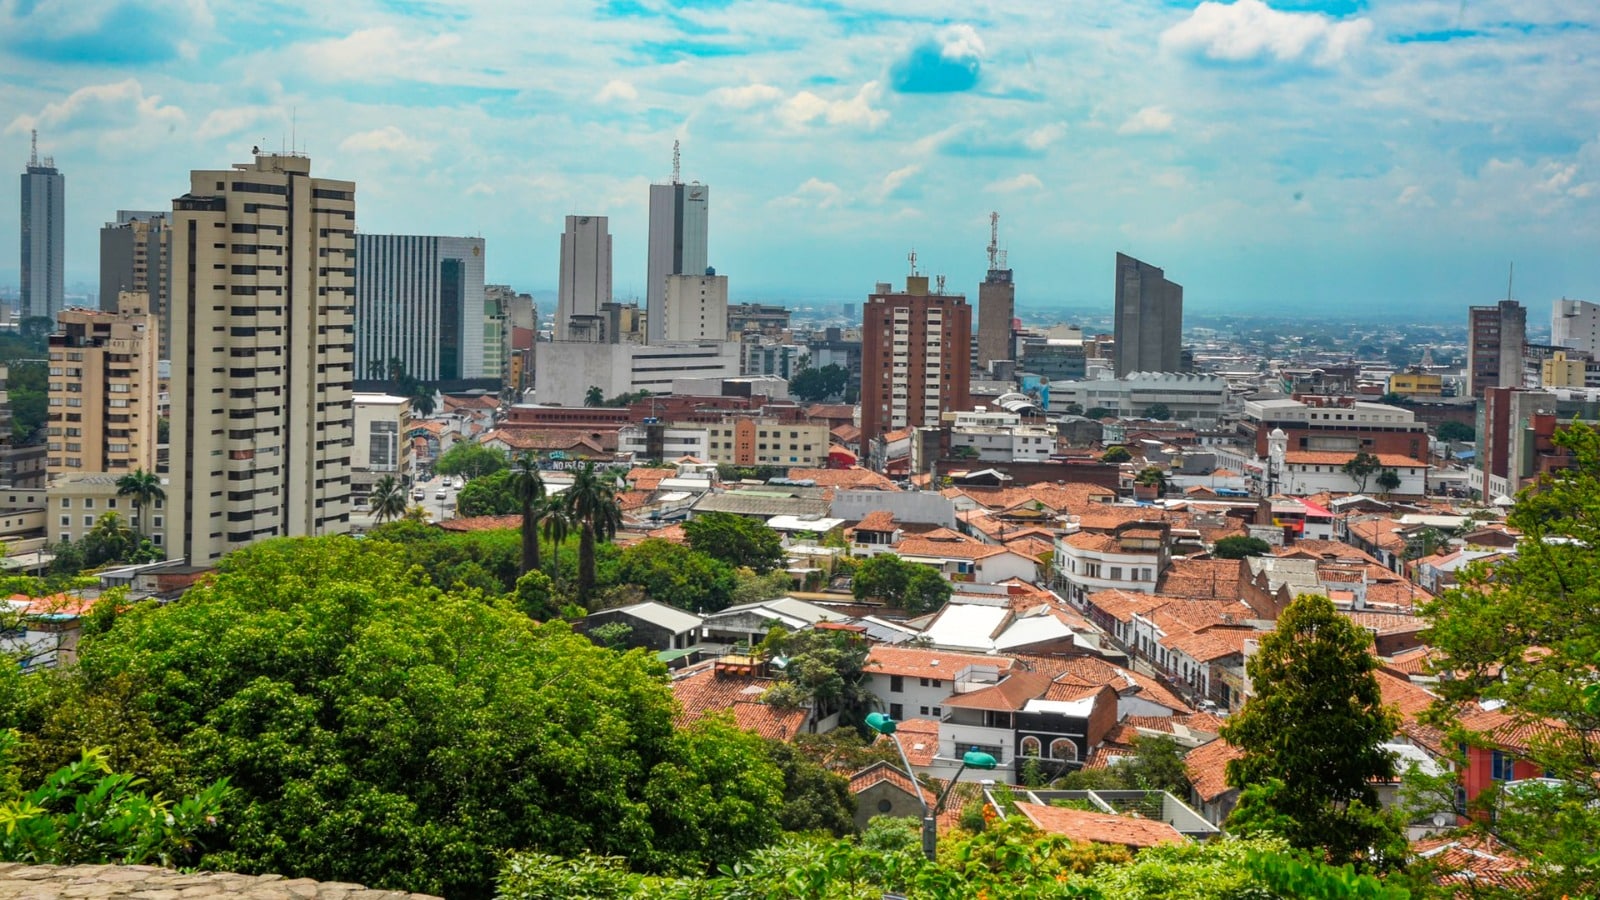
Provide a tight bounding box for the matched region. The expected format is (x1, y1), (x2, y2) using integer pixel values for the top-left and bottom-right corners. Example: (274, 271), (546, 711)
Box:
(349, 473), (460, 533)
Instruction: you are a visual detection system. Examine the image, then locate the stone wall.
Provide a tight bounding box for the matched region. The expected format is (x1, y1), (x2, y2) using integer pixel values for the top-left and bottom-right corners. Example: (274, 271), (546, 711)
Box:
(0, 864), (443, 900)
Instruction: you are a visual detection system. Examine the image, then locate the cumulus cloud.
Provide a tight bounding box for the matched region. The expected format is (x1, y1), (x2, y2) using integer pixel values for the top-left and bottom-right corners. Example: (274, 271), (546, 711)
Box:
(775, 177), (845, 210)
(5, 78), (183, 134)
(1, 0), (211, 64)
(891, 24), (985, 93)
(876, 164), (920, 201)
(780, 82), (887, 130)
(1023, 123), (1067, 152)
(1161, 0), (1372, 67)
(338, 125), (434, 159)
(711, 83), (784, 109)
(1118, 106), (1175, 135)
(1396, 185), (1435, 207)
(195, 105), (279, 140)
(299, 27), (462, 83)
(595, 79), (638, 103)
(986, 173), (1044, 193)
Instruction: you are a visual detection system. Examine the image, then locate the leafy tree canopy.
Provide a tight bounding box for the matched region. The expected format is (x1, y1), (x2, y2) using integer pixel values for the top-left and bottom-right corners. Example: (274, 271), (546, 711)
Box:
(682, 512), (786, 574)
(1100, 446), (1131, 463)
(1435, 420), (1475, 443)
(456, 469), (519, 517)
(1213, 535), (1272, 560)
(611, 538), (737, 613)
(850, 554), (951, 615)
(434, 442), (509, 479)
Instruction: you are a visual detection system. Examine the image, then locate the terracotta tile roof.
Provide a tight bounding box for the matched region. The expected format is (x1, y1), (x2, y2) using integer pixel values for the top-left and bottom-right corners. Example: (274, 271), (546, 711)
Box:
(1076, 507), (1176, 532)
(942, 671), (1056, 712)
(1374, 668), (1440, 722)
(787, 467), (900, 491)
(671, 666), (808, 742)
(1123, 712), (1227, 736)
(1383, 646), (1440, 677)
(483, 427), (620, 453)
(1157, 558), (1244, 600)
(1277, 540), (1383, 565)
(1064, 531), (1120, 552)
(849, 761), (935, 806)
(1346, 517), (1412, 553)
(616, 490), (653, 511)
(806, 403), (858, 422)
(1184, 739), (1243, 802)
(830, 424), (861, 444)
(855, 510), (898, 532)
(1342, 611), (1426, 635)
(896, 536), (1010, 561)
(1084, 589), (1177, 624)
(647, 523), (688, 543)
(1014, 801), (1185, 848)
(1029, 656), (1195, 715)
(627, 467), (673, 490)
(1283, 451), (1429, 469)
(1159, 627), (1255, 663)
(1004, 536), (1055, 563)
(436, 514), (521, 532)
(942, 484), (1116, 517)
(865, 646), (1016, 680)
(872, 717), (941, 767)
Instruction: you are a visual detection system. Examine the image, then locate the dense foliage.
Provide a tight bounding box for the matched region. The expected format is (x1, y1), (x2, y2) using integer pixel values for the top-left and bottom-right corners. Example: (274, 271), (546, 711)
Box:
(433, 442), (509, 479)
(610, 538), (738, 612)
(455, 469), (518, 516)
(851, 553), (952, 615)
(788, 364), (852, 403)
(683, 511), (787, 574)
(2, 537), (785, 898)
(1212, 535), (1272, 559)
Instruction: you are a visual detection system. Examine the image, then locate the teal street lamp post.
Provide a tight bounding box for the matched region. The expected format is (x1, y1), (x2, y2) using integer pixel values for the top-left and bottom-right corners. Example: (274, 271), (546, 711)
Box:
(865, 712), (998, 860)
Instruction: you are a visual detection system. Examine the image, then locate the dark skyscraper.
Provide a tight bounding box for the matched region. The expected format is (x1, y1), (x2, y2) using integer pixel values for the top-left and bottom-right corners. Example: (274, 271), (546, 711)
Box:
(977, 212), (1014, 372)
(20, 130), (65, 321)
(1113, 252), (1183, 377)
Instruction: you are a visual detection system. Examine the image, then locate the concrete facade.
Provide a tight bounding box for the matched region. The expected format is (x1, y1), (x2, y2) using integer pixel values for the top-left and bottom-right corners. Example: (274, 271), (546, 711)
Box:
(98, 211), (170, 356)
(555, 215), (612, 342)
(354, 234), (486, 382)
(1552, 297), (1600, 358)
(168, 152), (355, 563)
(46, 293), (160, 477)
(49, 472), (167, 549)
(660, 273), (728, 343)
(1113, 253), (1182, 377)
(860, 275), (972, 449)
(537, 340), (740, 406)
(647, 180), (709, 344)
(977, 268), (1015, 372)
(1467, 300), (1526, 399)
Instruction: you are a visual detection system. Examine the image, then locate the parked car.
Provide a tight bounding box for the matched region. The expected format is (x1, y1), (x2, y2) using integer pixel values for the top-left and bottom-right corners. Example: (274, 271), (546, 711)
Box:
(411, 489), (425, 501)
(435, 489), (447, 500)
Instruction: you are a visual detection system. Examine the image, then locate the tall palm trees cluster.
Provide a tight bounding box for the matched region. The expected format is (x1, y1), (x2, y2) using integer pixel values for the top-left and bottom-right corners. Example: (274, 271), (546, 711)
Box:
(509, 456), (621, 602)
(114, 468), (164, 544)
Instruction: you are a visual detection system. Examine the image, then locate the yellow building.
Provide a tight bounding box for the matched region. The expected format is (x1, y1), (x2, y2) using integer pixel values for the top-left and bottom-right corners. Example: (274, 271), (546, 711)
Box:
(1541, 351), (1586, 388)
(47, 292), (159, 476)
(1387, 371), (1443, 399)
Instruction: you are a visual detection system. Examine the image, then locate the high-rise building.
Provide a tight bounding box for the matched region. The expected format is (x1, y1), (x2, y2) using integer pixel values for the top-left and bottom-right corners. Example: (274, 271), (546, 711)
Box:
(555, 215), (612, 342)
(977, 212), (1015, 372)
(46, 292), (159, 477)
(1112, 252), (1183, 377)
(354, 234), (486, 383)
(99, 211), (170, 356)
(860, 273), (972, 450)
(1467, 299), (1526, 399)
(20, 131), (65, 321)
(646, 147), (709, 345)
(168, 152), (356, 563)
(660, 273), (728, 343)
(1552, 298), (1600, 358)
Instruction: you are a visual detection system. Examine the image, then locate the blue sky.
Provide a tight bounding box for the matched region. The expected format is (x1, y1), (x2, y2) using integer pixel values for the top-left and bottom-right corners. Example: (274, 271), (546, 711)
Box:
(1, 0), (1597, 318)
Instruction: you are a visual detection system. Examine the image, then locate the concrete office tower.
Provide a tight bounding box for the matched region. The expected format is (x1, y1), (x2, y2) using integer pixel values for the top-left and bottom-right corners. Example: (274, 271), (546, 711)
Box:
(354, 234), (485, 382)
(1552, 298), (1600, 358)
(860, 273), (972, 449)
(46, 292), (159, 477)
(1112, 252), (1183, 377)
(99, 211), (170, 356)
(20, 131), (65, 321)
(1467, 299), (1526, 399)
(661, 272), (728, 342)
(646, 147), (709, 344)
(976, 212), (1015, 372)
(556, 215), (612, 341)
(168, 152), (356, 564)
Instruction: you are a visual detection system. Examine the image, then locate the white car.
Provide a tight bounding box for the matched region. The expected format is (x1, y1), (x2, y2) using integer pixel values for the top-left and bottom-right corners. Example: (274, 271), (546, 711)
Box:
(434, 489), (447, 500)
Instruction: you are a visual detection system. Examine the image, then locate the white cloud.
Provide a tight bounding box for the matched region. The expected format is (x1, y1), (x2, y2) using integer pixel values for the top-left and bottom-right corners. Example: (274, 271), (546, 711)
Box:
(775, 177), (845, 209)
(299, 27), (463, 83)
(711, 83), (784, 109)
(986, 173), (1044, 193)
(338, 126), (434, 159)
(779, 82), (888, 130)
(195, 105), (279, 140)
(1161, 0), (1373, 66)
(595, 79), (638, 103)
(5, 78), (183, 134)
(938, 24), (986, 64)
(876, 164), (920, 201)
(1024, 123), (1067, 152)
(1118, 106), (1174, 136)
(1396, 185), (1435, 208)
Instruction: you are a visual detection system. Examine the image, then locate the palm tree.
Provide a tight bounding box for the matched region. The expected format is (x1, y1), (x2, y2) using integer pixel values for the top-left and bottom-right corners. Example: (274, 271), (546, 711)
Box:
(509, 453), (546, 576)
(368, 474), (407, 524)
(584, 385), (605, 407)
(542, 501), (572, 581)
(564, 461), (622, 602)
(365, 359), (386, 381)
(115, 468), (165, 540)
(410, 385), (438, 418)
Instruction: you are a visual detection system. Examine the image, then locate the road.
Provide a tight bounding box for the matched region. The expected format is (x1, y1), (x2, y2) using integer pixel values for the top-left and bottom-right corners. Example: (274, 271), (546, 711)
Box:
(350, 473), (461, 533)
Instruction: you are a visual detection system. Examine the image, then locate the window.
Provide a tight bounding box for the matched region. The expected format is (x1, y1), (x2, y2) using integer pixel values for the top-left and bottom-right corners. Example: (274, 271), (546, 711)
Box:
(1491, 750), (1516, 781)
(931, 706), (941, 717)
(919, 706), (929, 716)
(1049, 739), (1079, 762)
(1109, 566), (1123, 581)
(889, 703), (903, 720)
(84, 515), (94, 527)
(890, 675), (904, 693)
(1020, 736), (1042, 757)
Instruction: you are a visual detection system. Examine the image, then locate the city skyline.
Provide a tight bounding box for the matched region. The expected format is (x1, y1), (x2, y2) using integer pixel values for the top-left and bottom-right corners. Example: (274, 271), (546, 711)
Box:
(1, 1), (1598, 315)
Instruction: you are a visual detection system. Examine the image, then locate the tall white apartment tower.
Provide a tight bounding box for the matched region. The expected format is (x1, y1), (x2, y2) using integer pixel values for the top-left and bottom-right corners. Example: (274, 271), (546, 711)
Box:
(661, 273), (729, 342)
(555, 215), (612, 342)
(646, 145), (709, 344)
(1552, 298), (1600, 358)
(20, 130), (65, 321)
(168, 152), (356, 564)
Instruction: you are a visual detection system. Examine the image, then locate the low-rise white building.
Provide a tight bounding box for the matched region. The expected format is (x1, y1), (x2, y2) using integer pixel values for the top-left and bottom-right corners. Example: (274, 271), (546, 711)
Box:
(1054, 523), (1170, 607)
(1049, 373), (1230, 427)
(537, 340), (741, 406)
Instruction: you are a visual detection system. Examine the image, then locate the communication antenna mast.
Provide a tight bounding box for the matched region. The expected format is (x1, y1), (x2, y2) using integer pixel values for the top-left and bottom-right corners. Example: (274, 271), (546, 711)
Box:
(908, 248), (919, 275)
(987, 211), (999, 271)
(936, 274), (946, 294)
(1505, 262), (1515, 302)
(672, 140), (681, 185)
(29, 129), (38, 166)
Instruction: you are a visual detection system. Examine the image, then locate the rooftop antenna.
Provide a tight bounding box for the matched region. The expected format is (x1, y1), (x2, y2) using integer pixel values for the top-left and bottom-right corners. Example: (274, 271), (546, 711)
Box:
(1505, 262), (1514, 303)
(987, 211), (999, 271)
(908, 248), (919, 276)
(936, 274), (946, 294)
(291, 106), (297, 155)
(672, 139), (681, 185)
(29, 129), (37, 166)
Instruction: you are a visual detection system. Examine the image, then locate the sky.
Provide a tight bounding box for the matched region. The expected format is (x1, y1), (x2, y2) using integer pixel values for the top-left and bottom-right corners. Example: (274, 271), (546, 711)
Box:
(0, 0), (1597, 319)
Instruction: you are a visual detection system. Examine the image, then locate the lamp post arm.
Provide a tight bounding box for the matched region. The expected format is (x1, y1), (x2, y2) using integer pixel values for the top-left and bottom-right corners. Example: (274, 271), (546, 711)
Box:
(887, 733), (930, 817)
(932, 760), (970, 817)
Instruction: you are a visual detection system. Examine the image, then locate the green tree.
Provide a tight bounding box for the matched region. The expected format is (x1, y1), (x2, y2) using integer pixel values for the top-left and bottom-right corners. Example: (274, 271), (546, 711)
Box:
(565, 462), (623, 603)
(761, 627), (877, 735)
(7, 361), (47, 440)
(434, 442), (509, 480)
(850, 554), (951, 615)
(79, 512), (159, 568)
(1375, 468), (1401, 497)
(764, 740), (855, 837)
(1143, 402), (1172, 421)
(512, 569), (563, 621)
(1086, 407), (1116, 420)
(585, 385), (605, 407)
(612, 539), (736, 612)
(13, 537), (783, 898)
(409, 384), (438, 418)
(1436, 420), (1475, 443)
(509, 454), (546, 576)
(455, 469), (519, 517)
(1061, 402), (1085, 416)
(1221, 594), (1404, 869)
(1100, 445), (1131, 463)
(1213, 535), (1272, 559)
(788, 364), (850, 403)
(541, 501), (573, 581)
(1341, 451), (1381, 493)
(1378, 391), (1406, 406)
(683, 512), (786, 574)
(366, 474), (408, 524)
(115, 468), (165, 540)
(1134, 466), (1168, 494)
(1421, 420), (1600, 898)
(1119, 734), (1192, 796)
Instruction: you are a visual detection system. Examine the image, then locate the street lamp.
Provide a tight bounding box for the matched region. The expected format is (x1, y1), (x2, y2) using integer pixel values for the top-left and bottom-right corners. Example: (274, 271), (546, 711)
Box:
(865, 712), (998, 860)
